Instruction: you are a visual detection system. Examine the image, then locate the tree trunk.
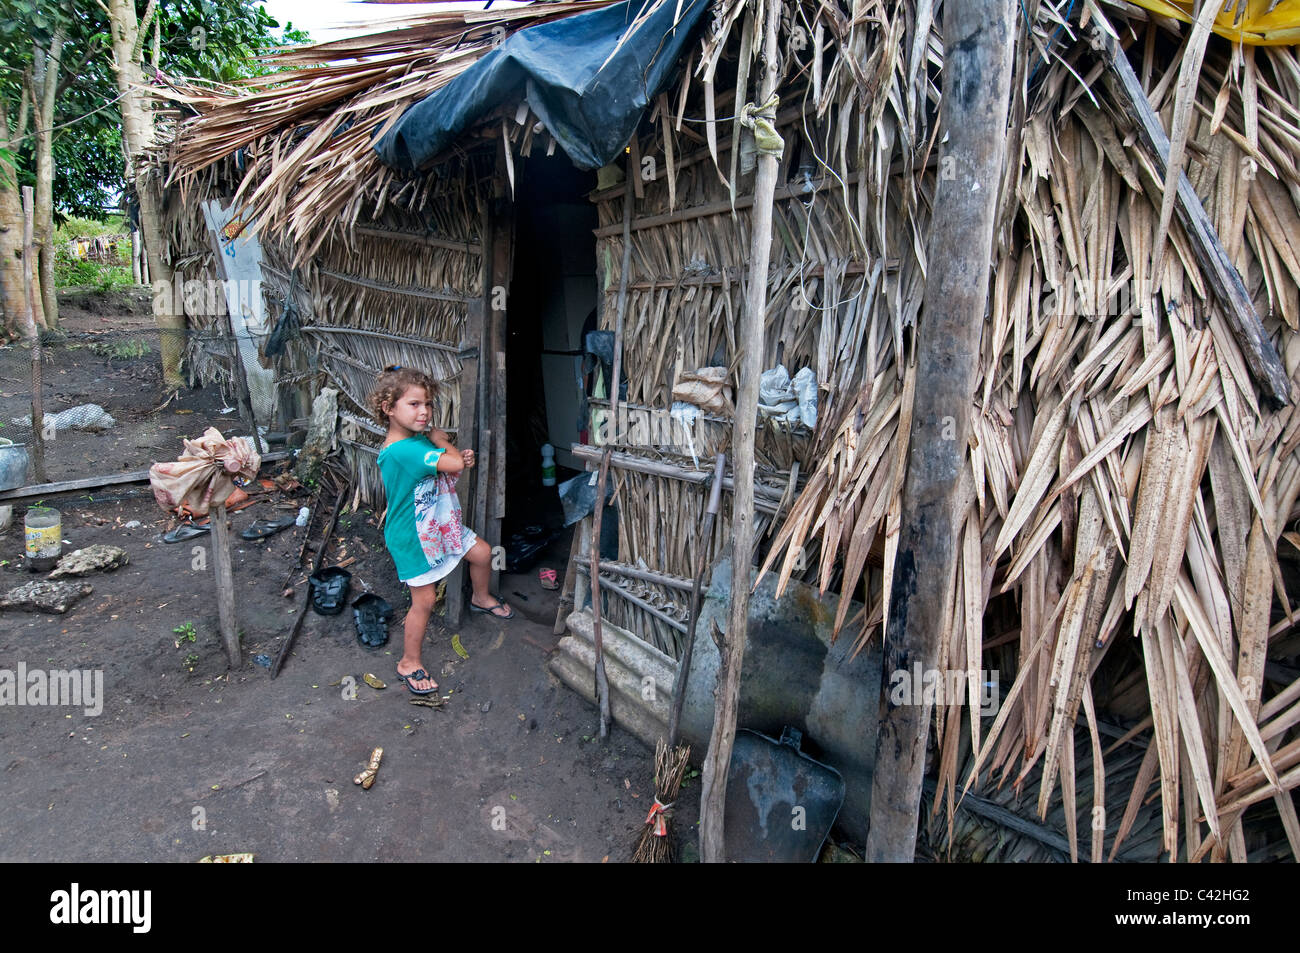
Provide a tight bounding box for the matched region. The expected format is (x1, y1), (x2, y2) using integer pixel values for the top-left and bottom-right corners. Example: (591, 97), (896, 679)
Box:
(864, 0), (1017, 862)
(107, 0), (183, 388)
(33, 32), (64, 330)
(697, 0), (782, 863)
(0, 97), (33, 339)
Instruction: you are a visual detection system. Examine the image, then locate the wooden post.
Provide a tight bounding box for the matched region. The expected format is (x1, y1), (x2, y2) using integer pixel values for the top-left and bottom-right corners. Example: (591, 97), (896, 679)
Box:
(474, 204), (493, 545)
(587, 174), (636, 739)
(21, 186), (46, 484)
(211, 502), (240, 668)
(486, 172), (514, 594)
(589, 448), (614, 737)
(447, 297), (485, 627)
(698, 0), (782, 864)
(865, 0), (1017, 863)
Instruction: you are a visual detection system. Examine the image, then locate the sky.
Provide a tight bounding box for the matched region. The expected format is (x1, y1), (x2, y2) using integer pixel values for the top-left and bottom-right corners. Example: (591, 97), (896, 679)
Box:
(258, 0), (467, 40)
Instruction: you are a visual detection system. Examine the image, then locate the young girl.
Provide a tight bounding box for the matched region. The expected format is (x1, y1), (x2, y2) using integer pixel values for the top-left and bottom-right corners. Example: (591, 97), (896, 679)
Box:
(369, 365), (513, 696)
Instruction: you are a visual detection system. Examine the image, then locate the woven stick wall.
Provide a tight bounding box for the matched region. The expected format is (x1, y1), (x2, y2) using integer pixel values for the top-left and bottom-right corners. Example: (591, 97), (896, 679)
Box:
(153, 0), (1300, 860)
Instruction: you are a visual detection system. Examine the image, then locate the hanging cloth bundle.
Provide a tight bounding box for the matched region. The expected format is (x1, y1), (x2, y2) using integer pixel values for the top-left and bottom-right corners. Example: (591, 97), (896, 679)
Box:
(149, 427), (261, 518)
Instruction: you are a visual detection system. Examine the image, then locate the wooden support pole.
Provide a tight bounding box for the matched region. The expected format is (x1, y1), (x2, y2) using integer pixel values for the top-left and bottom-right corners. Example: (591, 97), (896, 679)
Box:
(588, 173), (636, 739)
(698, 0), (783, 864)
(865, 0), (1017, 863)
(446, 296), (485, 628)
(1092, 14), (1291, 409)
(20, 186), (46, 484)
(589, 448), (615, 736)
(211, 502), (240, 668)
(486, 175), (513, 594)
(272, 481), (348, 678)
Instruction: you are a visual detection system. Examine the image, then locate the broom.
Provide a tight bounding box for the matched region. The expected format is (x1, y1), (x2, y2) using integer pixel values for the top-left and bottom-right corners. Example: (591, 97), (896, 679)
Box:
(631, 453), (725, 863)
(632, 739), (691, 862)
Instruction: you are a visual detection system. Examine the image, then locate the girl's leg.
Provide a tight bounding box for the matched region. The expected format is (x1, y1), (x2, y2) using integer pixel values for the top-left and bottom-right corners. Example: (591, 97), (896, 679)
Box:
(397, 583), (437, 691)
(464, 539), (512, 618)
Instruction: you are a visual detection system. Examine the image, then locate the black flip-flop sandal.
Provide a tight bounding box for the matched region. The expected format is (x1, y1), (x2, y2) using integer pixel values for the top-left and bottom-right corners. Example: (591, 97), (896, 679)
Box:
(163, 522), (210, 544)
(396, 668), (439, 695)
(240, 514), (297, 541)
(469, 598), (515, 620)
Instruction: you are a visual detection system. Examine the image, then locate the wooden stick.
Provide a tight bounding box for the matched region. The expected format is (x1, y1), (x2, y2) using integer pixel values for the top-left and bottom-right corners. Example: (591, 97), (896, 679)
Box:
(587, 173), (636, 740)
(272, 480), (348, 678)
(569, 443), (786, 509)
(211, 501), (241, 668)
(699, 0), (782, 865)
(317, 265), (472, 303)
(446, 296), (485, 628)
(553, 525), (586, 635)
(591, 171), (863, 238)
(592, 559), (694, 592)
(20, 186), (46, 484)
(865, 0), (1017, 863)
(1094, 16), (1291, 408)
(575, 561), (687, 633)
(0, 453), (290, 502)
(353, 225), (481, 255)
(589, 447), (615, 738)
(301, 325), (461, 353)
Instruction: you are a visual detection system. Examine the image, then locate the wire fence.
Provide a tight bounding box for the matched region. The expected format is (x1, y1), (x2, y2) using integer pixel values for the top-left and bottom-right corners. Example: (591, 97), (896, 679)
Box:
(0, 322), (280, 489)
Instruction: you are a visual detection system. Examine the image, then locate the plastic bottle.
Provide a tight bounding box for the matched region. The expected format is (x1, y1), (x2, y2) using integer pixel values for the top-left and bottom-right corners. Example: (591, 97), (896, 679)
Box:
(296, 506), (311, 527)
(25, 506), (61, 571)
(541, 444), (557, 487)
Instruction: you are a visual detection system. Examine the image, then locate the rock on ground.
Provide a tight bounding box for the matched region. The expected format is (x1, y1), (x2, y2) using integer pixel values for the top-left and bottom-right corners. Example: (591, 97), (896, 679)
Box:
(0, 580), (94, 613)
(49, 544), (130, 579)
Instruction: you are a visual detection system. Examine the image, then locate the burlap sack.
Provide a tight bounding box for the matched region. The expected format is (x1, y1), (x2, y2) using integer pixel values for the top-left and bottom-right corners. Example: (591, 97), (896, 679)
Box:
(671, 366), (733, 415)
(149, 427), (261, 517)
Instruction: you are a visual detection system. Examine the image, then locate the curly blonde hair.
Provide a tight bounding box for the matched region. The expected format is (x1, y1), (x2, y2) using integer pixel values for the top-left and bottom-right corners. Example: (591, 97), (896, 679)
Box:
(367, 365), (440, 426)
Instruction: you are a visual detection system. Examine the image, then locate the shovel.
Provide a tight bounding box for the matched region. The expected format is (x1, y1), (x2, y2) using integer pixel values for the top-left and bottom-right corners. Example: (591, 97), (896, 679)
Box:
(723, 726), (846, 863)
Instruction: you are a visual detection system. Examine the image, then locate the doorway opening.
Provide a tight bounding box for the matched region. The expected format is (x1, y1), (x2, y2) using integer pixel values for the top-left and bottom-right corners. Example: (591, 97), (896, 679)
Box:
(501, 153), (598, 569)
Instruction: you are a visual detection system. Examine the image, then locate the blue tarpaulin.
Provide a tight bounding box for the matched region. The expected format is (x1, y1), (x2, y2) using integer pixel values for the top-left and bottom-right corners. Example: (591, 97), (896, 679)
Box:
(373, 0), (711, 171)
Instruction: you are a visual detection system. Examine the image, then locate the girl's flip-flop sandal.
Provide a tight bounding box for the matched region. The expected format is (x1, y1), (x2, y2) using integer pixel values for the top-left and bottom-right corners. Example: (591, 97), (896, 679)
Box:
(469, 598), (515, 620)
(396, 668), (438, 695)
(539, 568), (559, 590)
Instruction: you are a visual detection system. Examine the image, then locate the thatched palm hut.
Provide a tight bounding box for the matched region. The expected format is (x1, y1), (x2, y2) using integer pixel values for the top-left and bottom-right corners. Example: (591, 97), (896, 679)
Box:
(152, 0), (1300, 861)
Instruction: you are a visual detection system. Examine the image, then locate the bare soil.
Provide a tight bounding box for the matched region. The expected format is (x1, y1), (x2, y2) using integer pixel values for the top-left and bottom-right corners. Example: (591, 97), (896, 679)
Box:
(0, 296), (693, 863)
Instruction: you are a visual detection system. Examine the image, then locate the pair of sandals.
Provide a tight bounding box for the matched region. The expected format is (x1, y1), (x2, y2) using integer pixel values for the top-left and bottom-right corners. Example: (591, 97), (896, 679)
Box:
(162, 512), (296, 544)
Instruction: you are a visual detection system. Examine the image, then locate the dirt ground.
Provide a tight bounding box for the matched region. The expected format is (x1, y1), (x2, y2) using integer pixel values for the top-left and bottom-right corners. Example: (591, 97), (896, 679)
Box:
(0, 298), (699, 863)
